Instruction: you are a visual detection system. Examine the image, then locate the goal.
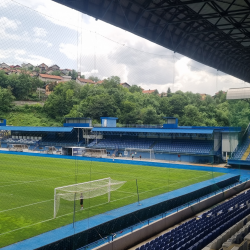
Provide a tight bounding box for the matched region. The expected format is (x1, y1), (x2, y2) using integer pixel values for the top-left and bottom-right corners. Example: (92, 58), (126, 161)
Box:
(82, 148), (107, 158)
(124, 148), (155, 161)
(54, 177), (126, 218)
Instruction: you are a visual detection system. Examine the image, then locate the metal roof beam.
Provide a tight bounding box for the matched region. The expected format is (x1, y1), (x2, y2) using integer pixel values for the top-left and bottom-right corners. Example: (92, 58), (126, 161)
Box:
(146, 0), (214, 11)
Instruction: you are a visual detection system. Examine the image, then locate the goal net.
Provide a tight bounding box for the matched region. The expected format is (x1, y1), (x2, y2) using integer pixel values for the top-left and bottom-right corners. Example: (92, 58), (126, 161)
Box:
(54, 177), (126, 218)
(124, 148), (155, 160)
(82, 148), (107, 158)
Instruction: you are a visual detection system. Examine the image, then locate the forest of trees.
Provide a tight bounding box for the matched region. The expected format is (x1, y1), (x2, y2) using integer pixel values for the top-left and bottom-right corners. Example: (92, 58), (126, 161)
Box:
(0, 71), (250, 130)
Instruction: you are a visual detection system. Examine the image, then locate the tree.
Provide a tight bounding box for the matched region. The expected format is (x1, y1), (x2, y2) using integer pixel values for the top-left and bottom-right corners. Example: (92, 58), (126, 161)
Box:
(71, 70), (78, 80)
(0, 87), (15, 112)
(47, 82), (58, 91)
(44, 81), (80, 119)
(103, 76), (120, 89)
(34, 67), (40, 73)
(129, 85), (142, 93)
(51, 70), (61, 76)
(142, 107), (161, 124)
(0, 70), (9, 88)
(181, 105), (204, 126)
(88, 76), (100, 82)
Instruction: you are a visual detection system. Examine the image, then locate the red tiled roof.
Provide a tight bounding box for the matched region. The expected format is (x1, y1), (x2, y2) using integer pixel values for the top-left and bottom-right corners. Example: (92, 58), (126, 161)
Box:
(39, 74), (63, 80)
(77, 78), (95, 84)
(142, 89), (156, 94)
(96, 80), (104, 84)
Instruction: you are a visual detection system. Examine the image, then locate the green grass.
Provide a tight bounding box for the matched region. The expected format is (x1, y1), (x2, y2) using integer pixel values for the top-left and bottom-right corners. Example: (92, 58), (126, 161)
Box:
(0, 153), (223, 247)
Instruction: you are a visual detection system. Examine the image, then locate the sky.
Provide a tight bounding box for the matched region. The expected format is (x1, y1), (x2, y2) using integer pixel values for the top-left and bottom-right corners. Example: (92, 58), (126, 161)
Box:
(0, 0), (248, 95)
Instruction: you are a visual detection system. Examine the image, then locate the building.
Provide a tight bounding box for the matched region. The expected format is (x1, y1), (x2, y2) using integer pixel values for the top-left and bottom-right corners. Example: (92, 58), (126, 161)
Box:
(0, 62), (9, 68)
(142, 89), (157, 94)
(200, 93), (207, 100)
(76, 78), (95, 86)
(38, 74), (63, 82)
(21, 63), (34, 69)
(96, 80), (104, 84)
(60, 69), (72, 75)
(120, 82), (130, 88)
(48, 64), (60, 71)
(38, 63), (49, 72)
(60, 76), (72, 82)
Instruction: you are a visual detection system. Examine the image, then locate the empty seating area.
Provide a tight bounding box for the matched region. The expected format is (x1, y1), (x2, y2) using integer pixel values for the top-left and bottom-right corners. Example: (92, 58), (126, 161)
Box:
(136, 191), (250, 250)
(87, 138), (214, 155)
(153, 140), (213, 155)
(40, 134), (82, 146)
(90, 138), (154, 149)
(232, 129), (250, 161)
(3, 138), (39, 145)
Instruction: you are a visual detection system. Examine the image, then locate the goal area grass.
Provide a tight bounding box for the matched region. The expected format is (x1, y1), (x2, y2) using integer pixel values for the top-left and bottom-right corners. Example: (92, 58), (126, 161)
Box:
(0, 153), (223, 247)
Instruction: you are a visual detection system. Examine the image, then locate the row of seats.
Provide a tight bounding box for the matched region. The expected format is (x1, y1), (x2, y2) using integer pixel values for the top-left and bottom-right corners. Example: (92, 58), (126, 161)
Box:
(90, 139), (154, 149)
(136, 190), (250, 250)
(3, 138), (38, 144)
(232, 129), (250, 160)
(88, 138), (213, 154)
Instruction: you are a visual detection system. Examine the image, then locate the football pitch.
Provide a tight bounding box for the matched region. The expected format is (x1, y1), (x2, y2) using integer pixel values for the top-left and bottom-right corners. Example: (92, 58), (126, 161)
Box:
(0, 153), (223, 247)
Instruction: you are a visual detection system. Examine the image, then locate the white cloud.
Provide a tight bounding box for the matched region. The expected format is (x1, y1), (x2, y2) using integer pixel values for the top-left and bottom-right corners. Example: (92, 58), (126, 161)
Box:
(0, 16), (20, 30)
(0, 48), (52, 66)
(34, 38), (52, 47)
(59, 43), (77, 60)
(0, 1), (10, 8)
(33, 27), (47, 37)
(5, 0), (248, 95)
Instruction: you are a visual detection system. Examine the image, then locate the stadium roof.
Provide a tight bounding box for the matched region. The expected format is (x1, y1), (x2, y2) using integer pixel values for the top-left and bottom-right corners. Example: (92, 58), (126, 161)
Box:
(0, 126), (74, 133)
(227, 87), (250, 100)
(92, 127), (214, 134)
(53, 0), (250, 83)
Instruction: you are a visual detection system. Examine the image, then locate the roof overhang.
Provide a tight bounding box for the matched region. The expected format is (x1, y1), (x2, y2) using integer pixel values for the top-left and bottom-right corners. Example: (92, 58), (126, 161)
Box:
(92, 127), (214, 134)
(53, 0), (250, 83)
(227, 88), (250, 100)
(0, 126), (74, 133)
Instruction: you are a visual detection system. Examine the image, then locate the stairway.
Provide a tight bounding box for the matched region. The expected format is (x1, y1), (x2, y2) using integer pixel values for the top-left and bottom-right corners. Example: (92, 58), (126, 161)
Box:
(241, 143), (250, 160)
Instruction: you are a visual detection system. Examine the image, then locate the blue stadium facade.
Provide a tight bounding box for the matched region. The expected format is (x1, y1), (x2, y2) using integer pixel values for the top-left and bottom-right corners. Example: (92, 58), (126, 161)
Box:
(0, 117), (243, 165)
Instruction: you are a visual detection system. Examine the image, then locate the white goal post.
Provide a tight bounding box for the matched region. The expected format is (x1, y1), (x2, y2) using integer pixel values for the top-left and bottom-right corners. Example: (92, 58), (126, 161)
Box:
(54, 177), (126, 218)
(124, 148), (155, 160)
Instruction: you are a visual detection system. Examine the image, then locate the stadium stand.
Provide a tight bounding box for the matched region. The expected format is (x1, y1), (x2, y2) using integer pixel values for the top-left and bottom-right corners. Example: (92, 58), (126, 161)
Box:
(90, 138), (154, 149)
(231, 129), (250, 161)
(3, 138), (39, 145)
(136, 191), (250, 250)
(153, 139), (213, 155)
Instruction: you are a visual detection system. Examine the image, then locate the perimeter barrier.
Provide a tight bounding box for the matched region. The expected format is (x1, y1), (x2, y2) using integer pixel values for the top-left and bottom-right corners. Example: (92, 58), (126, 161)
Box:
(35, 175), (240, 250)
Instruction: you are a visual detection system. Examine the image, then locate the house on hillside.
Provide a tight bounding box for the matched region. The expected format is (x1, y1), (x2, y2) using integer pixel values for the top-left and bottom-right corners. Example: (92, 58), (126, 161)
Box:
(76, 78), (95, 86)
(200, 93), (207, 100)
(61, 76), (72, 82)
(0, 67), (11, 74)
(22, 63), (34, 69)
(49, 64), (60, 71)
(96, 80), (104, 84)
(38, 63), (49, 72)
(0, 63), (9, 68)
(60, 69), (72, 75)
(120, 82), (130, 88)
(38, 73), (63, 82)
(142, 89), (156, 94)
